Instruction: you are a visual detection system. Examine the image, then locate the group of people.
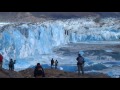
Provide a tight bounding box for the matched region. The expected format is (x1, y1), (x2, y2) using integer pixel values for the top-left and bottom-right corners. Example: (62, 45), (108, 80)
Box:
(51, 54), (85, 76)
(51, 58), (58, 69)
(33, 55), (85, 78)
(34, 58), (59, 78)
(0, 53), (16, 71)
(0, 53), (85, 78)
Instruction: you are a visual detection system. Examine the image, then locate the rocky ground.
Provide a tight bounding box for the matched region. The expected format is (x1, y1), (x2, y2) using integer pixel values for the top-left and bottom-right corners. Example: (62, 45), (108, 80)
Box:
(0, 68), (110, 78)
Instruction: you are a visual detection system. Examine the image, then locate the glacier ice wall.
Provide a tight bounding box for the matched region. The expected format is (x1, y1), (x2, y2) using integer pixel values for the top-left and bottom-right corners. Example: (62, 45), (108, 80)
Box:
(0, 17), (120, 70)
(0, 23), (66, 58)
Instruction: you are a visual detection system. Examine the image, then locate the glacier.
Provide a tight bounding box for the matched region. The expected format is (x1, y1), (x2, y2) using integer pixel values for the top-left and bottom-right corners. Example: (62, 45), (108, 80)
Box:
(0, 17), (120, 77)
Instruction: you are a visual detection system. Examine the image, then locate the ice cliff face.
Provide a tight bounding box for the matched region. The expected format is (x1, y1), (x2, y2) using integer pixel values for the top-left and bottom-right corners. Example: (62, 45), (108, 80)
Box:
(0, 17), (120, 70)
(0, 22), (65, 58)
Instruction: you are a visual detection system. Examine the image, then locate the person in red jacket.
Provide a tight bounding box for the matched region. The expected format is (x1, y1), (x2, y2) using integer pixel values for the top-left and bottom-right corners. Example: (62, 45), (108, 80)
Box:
(0, 54), (3, 69)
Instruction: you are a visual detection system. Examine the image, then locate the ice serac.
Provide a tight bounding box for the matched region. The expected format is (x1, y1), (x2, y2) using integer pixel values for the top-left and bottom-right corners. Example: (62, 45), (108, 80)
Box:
(0, 22), (68, 60)
(0, 17), (120, 70)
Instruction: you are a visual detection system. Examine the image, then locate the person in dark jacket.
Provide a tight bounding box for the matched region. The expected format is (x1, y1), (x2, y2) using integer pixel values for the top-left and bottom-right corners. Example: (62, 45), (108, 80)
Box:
(34, 63), (45, 78)
(51, 58), (54, 69)
(0, 54), (3, 69)
(9, 59), (16, 71)
(76, 54), (85, 75)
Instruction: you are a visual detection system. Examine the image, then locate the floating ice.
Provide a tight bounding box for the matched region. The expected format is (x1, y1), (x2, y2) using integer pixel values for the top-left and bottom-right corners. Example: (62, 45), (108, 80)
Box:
(105, 50), (113, 52)
(59, 67), (63, 70)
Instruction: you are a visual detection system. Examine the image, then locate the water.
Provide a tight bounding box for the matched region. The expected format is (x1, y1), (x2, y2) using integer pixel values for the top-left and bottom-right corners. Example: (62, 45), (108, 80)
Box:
(52, 41), (120, 78)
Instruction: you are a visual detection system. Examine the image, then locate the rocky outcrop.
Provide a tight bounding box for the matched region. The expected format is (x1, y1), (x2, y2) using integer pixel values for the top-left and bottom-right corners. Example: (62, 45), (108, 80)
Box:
(0, 69), (24, 78)
(0, 68), (110, 78)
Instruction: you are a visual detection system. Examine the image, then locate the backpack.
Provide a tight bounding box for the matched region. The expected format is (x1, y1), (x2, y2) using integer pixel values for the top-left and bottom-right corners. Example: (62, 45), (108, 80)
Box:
(36, 66), (43, 75)
(9, 61), (14, 67)
(77, 56), (84, 65)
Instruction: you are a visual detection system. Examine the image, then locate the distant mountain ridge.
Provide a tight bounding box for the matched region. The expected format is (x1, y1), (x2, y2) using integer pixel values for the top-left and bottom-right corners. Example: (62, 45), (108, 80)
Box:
(0, 12), (120, 22)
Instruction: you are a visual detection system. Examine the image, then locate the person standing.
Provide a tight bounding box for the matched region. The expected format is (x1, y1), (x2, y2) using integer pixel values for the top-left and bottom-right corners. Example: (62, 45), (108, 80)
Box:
(51, 58), (54, 69)
(0, 53), (3, 70)
(76, 54), (85, 75)
(9, 59), (16, 71)
(55, 60), (58, 69)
